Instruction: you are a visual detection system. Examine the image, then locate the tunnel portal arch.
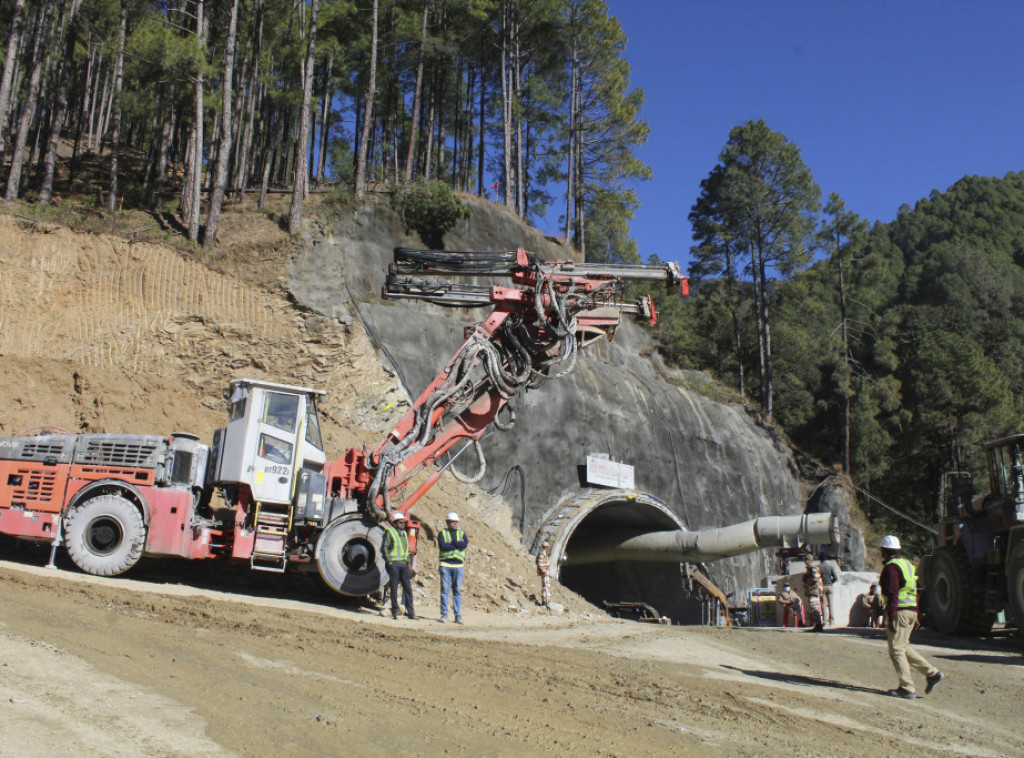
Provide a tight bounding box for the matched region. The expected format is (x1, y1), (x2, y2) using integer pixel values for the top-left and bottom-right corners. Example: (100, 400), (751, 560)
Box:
(532, 488), (700, 623)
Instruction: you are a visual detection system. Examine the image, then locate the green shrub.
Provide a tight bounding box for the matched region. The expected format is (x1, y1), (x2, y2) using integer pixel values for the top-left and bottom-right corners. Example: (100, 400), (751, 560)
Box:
(325, 183), (355, 207)
(390, 181), (469, 249)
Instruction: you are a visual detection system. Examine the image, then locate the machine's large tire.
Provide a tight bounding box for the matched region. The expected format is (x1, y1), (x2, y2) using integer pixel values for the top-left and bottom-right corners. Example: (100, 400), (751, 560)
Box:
(64, 494), (146, 576)
(1006, 541), (1024, 636)
(925, 546), (995, 635)
(315, 515), (387, 597)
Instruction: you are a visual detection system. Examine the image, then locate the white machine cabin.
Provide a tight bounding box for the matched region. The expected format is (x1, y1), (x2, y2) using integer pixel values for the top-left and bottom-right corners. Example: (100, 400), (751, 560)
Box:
(215, 378), (327, 506)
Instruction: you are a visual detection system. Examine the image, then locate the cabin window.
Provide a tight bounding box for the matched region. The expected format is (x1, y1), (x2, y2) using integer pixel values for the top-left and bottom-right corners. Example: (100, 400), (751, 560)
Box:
(305, 399), (324, 450)
(263, 392), (299, 433)
(258, 434), (293, 465)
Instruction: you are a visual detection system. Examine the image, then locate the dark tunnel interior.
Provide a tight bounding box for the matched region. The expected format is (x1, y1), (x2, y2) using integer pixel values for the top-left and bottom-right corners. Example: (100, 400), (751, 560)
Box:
(556, 500), (705, 624)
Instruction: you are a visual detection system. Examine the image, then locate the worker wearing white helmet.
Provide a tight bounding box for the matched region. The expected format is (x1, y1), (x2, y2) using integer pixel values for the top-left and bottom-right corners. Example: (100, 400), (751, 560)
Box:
(438, 512), (468, 624)
(878, 534), (942, 699)
(382, 511), (416, 620)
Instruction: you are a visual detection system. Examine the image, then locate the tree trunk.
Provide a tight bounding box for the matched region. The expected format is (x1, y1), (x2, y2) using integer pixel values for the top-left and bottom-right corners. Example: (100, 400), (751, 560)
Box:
(97, 68), (114, 152)
(732, 306), (745, 397)
(316, 58), (331, 183)
(203, 0), (240, 246)
(838, 249), (851, 472)
(0, 0), (27, 156)
(499, 0), (513, 208)
(354, 0), (378, 198)
(106, 1), (127, 215)
(4, 1), (54, 204)
(513, 22), (523, 217)
(565, 34), (577, 241)
(424, 76), (435, 180)
(183, 0), (206, 241)
(403, 0), (429, 182)
(155, 105), (175, 191)
(477, 54), (484, 196)
(753, 243), (773, 422)
(87, 52), (104, 153)
(234, 0), (263, 196)
(39, 0), (83, 203)
(72, 42), (96, 160)
(288, 0), (317, 234)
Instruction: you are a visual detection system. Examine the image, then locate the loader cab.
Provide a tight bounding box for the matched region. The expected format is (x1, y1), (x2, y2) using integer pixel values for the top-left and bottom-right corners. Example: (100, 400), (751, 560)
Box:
(983, 434), (1024, 527)
(985, 435), (1024, 500)
(214, 379), (327, 506)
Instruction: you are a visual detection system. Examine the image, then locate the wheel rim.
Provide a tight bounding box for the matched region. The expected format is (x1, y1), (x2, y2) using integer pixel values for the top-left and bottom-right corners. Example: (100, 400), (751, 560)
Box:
(84, 516), (124, 555)
(341, 537), (375, 573)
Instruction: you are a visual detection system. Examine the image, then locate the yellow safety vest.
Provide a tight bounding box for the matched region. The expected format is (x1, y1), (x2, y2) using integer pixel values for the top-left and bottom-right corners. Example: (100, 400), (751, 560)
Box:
(383, 524), (410, 562)
(884, 556), (917, 608)
(439, 528), (466, 564)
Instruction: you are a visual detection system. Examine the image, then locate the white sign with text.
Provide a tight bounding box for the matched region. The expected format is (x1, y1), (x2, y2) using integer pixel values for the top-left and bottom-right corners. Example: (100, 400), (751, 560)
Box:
(585, 455), (635, 489)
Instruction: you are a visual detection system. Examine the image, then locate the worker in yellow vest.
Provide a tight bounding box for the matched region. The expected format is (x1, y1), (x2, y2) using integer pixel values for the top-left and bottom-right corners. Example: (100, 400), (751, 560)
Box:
(438, 512), (468, 624)
(383, 511), (416, 620)
(878, 535), (942, 698)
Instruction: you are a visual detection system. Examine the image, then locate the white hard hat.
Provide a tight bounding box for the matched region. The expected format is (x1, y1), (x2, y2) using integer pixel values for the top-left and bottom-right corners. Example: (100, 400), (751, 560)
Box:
(880, 535), (901, 550)
(446, 512), (459, 521)
(390, 511), (407, 522)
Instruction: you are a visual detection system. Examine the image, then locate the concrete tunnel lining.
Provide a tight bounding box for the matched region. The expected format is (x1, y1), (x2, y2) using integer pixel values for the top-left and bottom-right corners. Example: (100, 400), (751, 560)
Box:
(533, 488), (701, 622)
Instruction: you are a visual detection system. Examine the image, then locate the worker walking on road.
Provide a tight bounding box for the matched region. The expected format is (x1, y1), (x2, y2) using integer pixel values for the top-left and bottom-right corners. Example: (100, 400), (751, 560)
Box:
(438, 512), (468, 624)
(878, 535), (943, 699)
(383, 511), (416, 620)
(536, 541), (552, 607)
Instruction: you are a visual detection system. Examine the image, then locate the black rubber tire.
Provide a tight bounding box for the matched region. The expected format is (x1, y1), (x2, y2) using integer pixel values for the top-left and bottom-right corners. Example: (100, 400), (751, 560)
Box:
(315, 515), (387, 597)
(64, 494), (146, 576)
(925, 546), (995, 636)
(1006, 541), (1024, 636)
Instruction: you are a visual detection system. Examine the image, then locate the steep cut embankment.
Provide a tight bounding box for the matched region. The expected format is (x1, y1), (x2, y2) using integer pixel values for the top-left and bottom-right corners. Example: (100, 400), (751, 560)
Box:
(0, 210), (588, 615)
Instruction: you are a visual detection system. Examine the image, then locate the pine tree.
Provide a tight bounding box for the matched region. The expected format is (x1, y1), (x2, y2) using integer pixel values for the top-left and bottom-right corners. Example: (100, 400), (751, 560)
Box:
(689, 120), (820, 421)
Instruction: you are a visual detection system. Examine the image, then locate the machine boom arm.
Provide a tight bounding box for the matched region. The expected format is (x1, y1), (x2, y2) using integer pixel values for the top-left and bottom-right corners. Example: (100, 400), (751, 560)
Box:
(325, 248), (687, 520)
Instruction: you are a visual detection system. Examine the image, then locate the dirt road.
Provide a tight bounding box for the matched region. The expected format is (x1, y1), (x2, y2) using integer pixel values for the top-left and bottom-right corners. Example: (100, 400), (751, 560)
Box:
(1, 552), (1020, 758)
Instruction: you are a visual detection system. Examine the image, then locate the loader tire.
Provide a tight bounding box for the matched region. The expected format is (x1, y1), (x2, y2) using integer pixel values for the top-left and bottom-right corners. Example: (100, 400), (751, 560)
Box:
(64, 494), (146, 576)
(925, 546), (995, 636)
(1007, 541), (1024, 636)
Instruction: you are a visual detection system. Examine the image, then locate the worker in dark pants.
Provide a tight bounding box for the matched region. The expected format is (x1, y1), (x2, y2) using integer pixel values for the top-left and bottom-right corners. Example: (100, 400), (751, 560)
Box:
(879, 535), (942, 698)
(382, 511), (416, 620)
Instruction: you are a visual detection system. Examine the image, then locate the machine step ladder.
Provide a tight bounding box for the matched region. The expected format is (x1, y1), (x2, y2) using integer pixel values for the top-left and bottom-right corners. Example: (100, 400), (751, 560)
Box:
(251, 502), (291, 572)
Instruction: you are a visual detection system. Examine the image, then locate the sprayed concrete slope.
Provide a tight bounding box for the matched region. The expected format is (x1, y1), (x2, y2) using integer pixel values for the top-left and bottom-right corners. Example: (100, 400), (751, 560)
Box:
(290, 198), (865, 615)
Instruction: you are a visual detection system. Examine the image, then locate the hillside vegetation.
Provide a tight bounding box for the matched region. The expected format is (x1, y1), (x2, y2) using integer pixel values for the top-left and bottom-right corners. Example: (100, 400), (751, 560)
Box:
(662, 171), (1024, 553)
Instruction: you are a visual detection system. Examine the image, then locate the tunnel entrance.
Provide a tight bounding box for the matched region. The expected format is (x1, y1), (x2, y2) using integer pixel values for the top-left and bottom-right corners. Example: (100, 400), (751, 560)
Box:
(535, 489), (705, 624)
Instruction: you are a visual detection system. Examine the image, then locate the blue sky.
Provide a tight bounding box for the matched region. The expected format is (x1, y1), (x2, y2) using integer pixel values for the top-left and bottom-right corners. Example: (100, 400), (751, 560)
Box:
(595, 2), (1024, 270)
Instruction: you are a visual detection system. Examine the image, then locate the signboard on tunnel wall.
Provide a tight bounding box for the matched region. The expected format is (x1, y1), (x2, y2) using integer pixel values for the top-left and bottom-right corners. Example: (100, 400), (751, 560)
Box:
(585, 454), (635, 490)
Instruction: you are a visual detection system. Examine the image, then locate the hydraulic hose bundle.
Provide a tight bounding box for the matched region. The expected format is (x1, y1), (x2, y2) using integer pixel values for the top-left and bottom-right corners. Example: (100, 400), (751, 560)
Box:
(357, 247), (687, 520)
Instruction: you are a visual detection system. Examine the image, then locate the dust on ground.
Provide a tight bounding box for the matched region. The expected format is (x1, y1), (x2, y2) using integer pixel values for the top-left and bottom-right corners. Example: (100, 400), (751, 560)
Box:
(0, 208), (1021, 757)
